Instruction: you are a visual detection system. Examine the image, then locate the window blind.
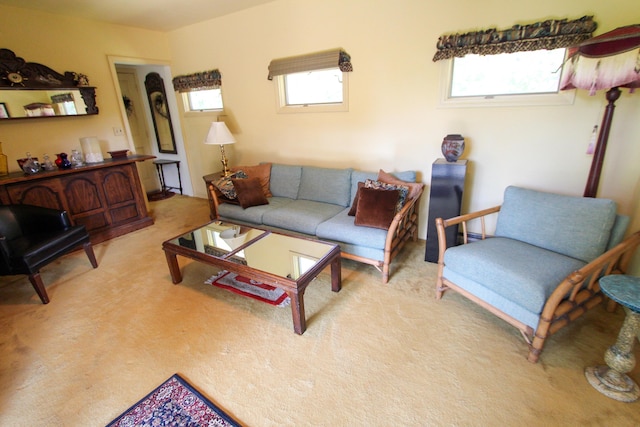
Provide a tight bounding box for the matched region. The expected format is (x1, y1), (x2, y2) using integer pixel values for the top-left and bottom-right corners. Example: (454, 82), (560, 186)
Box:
(268, 49), (352, 80)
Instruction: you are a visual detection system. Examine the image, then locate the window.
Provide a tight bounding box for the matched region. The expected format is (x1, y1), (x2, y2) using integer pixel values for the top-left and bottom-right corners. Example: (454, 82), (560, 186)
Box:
(450, 48), (566, 97)
(172, 69), (223, 113)
(268, 48), (353, 113)
(440, 49), (575, 107)
(275, 68), (349, 113)
(182, 88), (223, 112)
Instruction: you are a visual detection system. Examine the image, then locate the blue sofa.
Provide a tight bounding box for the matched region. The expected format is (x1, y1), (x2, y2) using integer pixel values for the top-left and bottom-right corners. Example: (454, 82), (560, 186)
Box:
(209, 163), (424, 283)
(435, 186), (640, 363)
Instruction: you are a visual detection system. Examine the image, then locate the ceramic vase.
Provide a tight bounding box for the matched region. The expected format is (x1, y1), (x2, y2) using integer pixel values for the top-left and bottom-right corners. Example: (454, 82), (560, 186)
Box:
(441, 134), (465, 162)
(55, 153), (72, 169)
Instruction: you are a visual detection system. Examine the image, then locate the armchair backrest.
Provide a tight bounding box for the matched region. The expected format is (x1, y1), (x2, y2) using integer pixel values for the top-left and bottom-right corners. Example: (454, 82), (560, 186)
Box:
(494, 186), (618, 263)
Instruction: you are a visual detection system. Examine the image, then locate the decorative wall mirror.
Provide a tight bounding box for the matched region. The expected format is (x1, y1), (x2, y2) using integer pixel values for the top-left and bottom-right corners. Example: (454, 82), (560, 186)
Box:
(0, 48), (98, 120)
(144, 72), (177, 154)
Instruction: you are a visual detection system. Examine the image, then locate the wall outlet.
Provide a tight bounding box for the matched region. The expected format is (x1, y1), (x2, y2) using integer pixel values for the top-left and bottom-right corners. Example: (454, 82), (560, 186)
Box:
(113, 127), (124, 136)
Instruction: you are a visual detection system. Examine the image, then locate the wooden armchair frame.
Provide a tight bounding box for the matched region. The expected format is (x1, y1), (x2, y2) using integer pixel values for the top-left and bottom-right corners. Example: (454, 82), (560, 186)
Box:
(435, 206), (640, 363)
(209, 184), (423, 284)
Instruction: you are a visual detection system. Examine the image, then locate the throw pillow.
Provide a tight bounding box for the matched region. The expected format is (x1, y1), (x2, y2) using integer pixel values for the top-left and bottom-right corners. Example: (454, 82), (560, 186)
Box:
(354, 187), (400, 230)
(364, 179), (409, 213)
(231, 163), (272, 197)
(232, 177), (269, 209)
(377, 169), (423, 200)
(213, 170), (247, 199)
(348, 181), (365, 216)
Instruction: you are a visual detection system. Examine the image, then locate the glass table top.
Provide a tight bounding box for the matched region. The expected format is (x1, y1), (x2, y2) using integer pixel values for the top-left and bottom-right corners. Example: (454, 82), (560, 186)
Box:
(167, 221), (338, 280)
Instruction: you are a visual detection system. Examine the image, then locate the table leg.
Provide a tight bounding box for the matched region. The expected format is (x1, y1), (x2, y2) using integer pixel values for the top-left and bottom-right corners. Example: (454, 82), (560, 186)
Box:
(585, 308), (640, 402)
(331, 256), (342, 292)
(164, 250), (183, 284)
(289, 289), (306, 335)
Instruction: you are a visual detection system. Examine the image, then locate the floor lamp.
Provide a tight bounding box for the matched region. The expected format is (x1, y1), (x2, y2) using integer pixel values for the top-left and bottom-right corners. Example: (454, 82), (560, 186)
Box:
(560, 24), (640, 198)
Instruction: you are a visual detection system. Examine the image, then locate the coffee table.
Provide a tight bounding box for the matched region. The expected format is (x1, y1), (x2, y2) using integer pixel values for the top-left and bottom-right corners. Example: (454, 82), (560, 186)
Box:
(162, 221), (341, 334)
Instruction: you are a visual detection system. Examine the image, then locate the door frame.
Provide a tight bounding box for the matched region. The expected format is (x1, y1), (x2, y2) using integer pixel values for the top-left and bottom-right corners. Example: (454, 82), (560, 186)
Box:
(107, 56), (193, 196)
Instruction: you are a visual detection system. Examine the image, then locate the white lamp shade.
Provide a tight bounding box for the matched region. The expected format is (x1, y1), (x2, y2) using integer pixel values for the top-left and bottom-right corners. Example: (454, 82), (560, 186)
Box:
(204, 122), (236, 145)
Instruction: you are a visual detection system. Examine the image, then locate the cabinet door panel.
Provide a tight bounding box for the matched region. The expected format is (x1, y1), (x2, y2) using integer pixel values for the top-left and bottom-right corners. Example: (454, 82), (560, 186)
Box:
(64, 176), (104, 215)
(102, 169), (135, 205)
(7, 182), (66, 211)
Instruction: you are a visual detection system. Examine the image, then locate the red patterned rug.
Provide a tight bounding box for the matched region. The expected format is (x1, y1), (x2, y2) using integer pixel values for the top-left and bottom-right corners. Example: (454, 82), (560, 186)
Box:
(107, 374), (241, 426)
(205, 270), (291, 307)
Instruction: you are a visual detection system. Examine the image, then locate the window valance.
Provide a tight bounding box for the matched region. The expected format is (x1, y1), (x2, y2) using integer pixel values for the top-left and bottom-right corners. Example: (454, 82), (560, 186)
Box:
(268, 48), (352, 80)
(50, 93), (73, 103)
(432, 16), (597, 61)
(172, 69), (221, 92)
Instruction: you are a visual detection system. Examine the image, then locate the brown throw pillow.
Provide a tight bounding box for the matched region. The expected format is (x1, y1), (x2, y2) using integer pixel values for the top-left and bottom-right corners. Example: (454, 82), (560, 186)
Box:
(232, 178), (269, 209)
(377, 169), (423, 200)
(348, 181), (365, 216)
(231, 163), (272, 197)
(354, 187), (400, 230)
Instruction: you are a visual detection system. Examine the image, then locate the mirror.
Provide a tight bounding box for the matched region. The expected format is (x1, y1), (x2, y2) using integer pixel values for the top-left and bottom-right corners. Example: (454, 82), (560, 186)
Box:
(0, 48), (98, 120)
(144, 72), (177, 154)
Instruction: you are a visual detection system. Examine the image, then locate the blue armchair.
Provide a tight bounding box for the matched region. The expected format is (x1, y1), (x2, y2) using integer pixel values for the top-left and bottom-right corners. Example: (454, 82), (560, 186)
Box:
(435, 186), (640, 363)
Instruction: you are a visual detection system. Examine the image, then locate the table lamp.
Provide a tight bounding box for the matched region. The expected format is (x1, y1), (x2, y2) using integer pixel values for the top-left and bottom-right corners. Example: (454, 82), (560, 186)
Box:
(204, 122), (236, 177)
(560, 24), (640, 198)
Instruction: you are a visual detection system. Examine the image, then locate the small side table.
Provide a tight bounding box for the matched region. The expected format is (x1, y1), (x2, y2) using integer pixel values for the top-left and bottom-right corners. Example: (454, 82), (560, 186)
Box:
(585, 275), (640, 402)
(153, 159), (183, 195)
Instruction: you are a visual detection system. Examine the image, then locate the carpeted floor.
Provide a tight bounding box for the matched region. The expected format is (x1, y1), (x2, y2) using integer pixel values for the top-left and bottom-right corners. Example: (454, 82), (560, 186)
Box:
(0, 195), (638, 426)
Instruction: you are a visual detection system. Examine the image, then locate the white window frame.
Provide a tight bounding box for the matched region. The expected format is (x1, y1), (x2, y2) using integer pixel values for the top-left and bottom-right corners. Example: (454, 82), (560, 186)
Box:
(274, 69), (349, 114)
(181, 88), (224, 114)
(438, 51), (575, 108)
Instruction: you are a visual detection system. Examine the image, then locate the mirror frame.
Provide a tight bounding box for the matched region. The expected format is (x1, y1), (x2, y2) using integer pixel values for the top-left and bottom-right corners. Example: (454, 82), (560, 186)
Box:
(0, 48), (98, 120)
(144, 72), (177, 154)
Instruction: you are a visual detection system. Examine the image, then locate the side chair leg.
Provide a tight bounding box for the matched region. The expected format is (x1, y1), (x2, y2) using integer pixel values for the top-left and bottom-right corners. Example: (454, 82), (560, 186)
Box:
(28, 273), (50, 304)
(83, 241), (98, 268)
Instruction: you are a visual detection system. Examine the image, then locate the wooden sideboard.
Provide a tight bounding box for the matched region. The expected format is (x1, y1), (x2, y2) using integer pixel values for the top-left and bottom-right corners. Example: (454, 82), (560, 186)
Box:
(0, 155), (155, 244)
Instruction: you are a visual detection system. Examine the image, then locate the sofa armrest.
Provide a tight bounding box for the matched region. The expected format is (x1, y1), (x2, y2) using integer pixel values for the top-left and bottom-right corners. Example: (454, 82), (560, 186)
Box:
(380, 186), (424, 283)
(529, 230), (640, 362)
(208, 184), (240, 219)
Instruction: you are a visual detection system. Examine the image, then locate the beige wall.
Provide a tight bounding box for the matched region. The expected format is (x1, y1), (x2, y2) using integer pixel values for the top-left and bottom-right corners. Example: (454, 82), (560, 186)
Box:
(168, 0), (640, 241)
(1, 1), (639, 251)
(0, 5), (171, 169)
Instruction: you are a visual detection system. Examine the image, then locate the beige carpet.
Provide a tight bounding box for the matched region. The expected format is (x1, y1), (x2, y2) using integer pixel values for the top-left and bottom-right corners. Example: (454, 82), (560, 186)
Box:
(0, 195), (638, 426)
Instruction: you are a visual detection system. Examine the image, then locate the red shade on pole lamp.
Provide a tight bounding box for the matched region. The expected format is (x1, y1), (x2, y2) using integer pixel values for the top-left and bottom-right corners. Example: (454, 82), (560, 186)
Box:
(560, 24), (640, 198)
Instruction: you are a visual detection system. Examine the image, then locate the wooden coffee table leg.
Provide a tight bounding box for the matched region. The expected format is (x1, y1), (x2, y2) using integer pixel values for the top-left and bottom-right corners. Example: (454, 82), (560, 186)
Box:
(331, 256), (342, 292)
(164, 250), (183, 284)
(289, 289), (306, 335)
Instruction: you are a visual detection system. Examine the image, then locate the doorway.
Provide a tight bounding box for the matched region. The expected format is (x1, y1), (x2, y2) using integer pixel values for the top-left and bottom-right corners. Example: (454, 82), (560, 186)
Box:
(108, 57), (194, 197)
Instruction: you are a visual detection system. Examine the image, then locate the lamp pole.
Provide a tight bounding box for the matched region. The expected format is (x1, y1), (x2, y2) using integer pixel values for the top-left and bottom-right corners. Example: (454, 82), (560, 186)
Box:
(584, 87), (621, 198)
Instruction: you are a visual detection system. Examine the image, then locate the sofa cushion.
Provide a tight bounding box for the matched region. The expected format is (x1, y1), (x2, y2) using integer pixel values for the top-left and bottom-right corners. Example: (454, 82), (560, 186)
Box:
(316, 209), (388, 250)
(232, 177), (269, 209)
(269, 164), (302, 199)
(231, 163), (272, 197)
(444, 237), (586, 316)
(219, 196), (293, 224)
(495, 186), (617, 263)
(297, 166), (353, 207)
(354, 187), (399, 229)
(348, 182), (364, 216)
(262, 200), (345, 235)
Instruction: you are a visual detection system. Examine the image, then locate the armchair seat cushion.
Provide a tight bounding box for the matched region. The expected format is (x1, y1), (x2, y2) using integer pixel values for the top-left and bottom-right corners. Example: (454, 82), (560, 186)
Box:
(9, 226), (90, 272)
(443, 237), (586, 317)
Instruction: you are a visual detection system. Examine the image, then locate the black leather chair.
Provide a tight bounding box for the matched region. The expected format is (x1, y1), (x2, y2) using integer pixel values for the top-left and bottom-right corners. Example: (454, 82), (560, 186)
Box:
(0, 204), (98, 303)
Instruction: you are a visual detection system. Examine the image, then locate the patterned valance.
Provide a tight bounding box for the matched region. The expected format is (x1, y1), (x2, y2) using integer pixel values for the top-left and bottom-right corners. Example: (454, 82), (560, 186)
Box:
(433, 16), (597, 61)
(172, 69), (221, 92)
(50, 93), (73, 103)
(268, 49), (352, 80)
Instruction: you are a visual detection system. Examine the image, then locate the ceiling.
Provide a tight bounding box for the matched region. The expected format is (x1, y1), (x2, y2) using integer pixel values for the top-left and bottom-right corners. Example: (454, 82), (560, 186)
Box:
(0, 0), (278, 31)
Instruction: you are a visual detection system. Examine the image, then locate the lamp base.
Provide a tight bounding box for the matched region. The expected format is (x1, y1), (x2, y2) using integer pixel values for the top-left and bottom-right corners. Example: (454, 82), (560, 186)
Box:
(219, 144), (232, 177)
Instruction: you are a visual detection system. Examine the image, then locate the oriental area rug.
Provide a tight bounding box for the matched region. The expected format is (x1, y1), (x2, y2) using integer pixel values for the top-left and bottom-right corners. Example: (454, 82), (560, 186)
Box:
(107, 374), (241, 427)
(205, 270), (291, 307)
